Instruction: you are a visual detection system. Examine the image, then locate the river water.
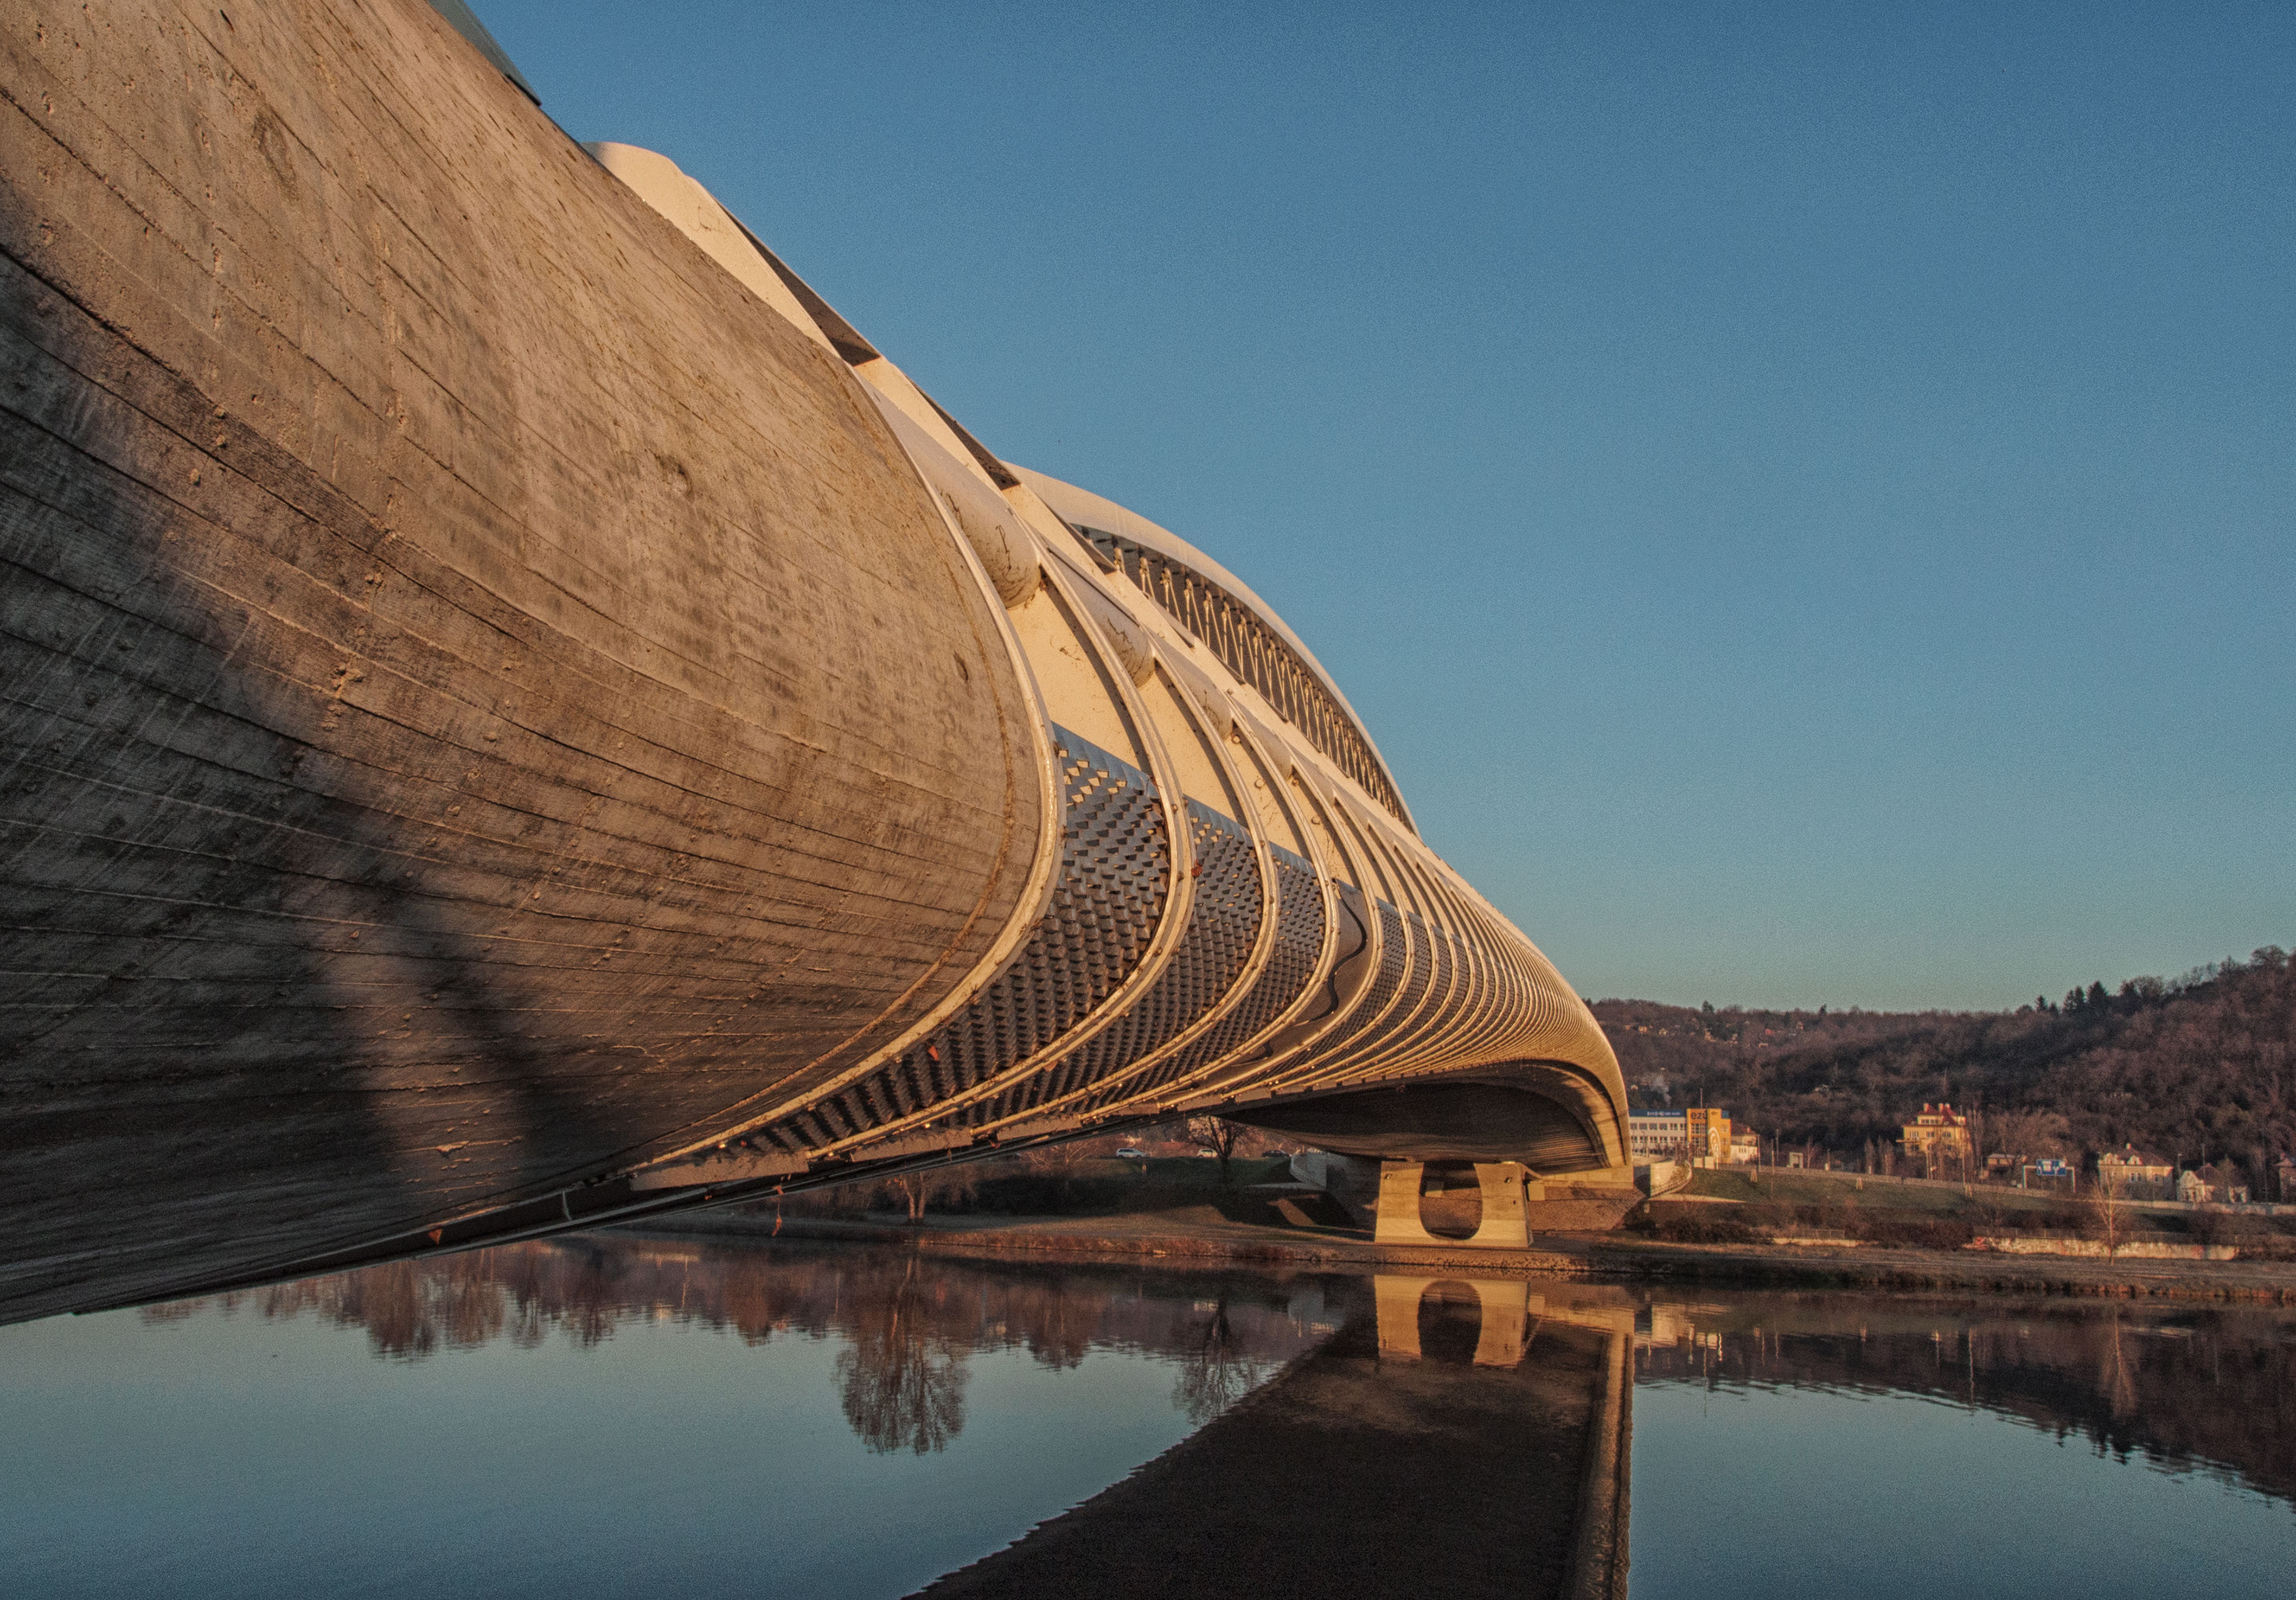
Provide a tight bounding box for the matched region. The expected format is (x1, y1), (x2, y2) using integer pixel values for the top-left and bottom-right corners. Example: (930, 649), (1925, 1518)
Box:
(3, 1231), (2290, 1598)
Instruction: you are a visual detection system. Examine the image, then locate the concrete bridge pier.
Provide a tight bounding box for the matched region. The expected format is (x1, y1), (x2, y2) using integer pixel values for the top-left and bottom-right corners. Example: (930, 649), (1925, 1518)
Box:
(1370, 1160), (1542, 1248)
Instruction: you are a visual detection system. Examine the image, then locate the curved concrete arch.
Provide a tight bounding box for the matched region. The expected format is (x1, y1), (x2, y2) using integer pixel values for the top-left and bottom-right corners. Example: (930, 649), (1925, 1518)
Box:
(638, 384), (1073, 1166)
(755, 559), (1204, 1161)
(1001, 657), (1261, 1113)
(1295, 810), (1443, 1079)
(1010, 471), (1399, 806)
(1188, 762), (1380, 1101)
(0, 7), (1627, 1319)
(1015, 468), (1417, 835)
(971, 656), (1283, 1132)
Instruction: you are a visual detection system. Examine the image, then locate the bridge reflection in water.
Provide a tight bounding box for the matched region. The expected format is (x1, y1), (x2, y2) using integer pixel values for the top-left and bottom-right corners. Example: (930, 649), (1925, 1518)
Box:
(916, 1275), (1633, 1600)
(143, 1235), (1635, 1598)
(89, 1237), (2296, 1600)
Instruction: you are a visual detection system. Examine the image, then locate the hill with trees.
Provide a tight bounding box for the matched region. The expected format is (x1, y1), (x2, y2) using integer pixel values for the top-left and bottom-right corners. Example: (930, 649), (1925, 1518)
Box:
(1591, 945), (2295, 1195)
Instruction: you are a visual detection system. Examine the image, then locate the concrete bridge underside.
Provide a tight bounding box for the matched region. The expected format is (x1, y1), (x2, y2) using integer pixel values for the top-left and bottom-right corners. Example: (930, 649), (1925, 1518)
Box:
(0, 0), (1628, 1324)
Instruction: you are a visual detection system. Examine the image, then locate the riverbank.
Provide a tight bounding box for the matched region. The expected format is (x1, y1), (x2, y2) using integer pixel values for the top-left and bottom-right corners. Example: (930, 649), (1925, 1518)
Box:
(1563, 1231), (2296, 1303)
(632, 1205), (2296, 1303)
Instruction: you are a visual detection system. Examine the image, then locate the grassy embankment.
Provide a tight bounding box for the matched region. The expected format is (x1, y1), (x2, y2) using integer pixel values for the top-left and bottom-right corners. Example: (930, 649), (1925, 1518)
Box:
(788, 1156), (2296, 1256)
(1639, 1165), (2296, 1257)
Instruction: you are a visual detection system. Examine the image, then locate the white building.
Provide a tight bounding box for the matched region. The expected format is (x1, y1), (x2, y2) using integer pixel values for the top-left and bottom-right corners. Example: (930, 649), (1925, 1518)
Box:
(1629, 1110), (1690, 1158)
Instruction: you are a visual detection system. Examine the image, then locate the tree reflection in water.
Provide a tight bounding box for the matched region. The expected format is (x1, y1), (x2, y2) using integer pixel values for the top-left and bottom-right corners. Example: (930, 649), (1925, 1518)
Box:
(141, 1235), (1340, 1451)
(1170, 1298), (1275, 1425)
(1633, 1294), (2296, 1506)
(137, 1235), (2296, 1511)
(834, 1254), (969, 1454)
(148, 1237), (666, 1357)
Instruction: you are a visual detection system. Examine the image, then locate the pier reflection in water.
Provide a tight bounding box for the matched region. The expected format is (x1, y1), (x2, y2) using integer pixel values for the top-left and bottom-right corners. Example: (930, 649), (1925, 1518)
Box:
(3, 1235), (2291, 1599)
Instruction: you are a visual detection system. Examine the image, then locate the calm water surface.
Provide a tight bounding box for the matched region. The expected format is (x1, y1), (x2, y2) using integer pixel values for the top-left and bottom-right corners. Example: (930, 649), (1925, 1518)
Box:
(1629, 1294), (2296, 1597)
(2, 1231), (2290, 1598)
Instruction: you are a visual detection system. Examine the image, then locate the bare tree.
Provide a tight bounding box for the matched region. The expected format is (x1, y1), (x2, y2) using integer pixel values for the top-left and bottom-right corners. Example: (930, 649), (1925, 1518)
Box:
(1171, 1294), (1273, 1424)
(2089, 1167), (2130, 1260)
(1184, 1116), (1244, 1186)
(995, 1135), (1120, 1212)
(878, 1164), (976, 1225)
(836, 1255), (969, 1454)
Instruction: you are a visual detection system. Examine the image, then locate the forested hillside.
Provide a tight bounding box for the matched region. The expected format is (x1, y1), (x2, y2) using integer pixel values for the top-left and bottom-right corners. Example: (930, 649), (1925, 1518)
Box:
(1591, 946), (2295, 1191)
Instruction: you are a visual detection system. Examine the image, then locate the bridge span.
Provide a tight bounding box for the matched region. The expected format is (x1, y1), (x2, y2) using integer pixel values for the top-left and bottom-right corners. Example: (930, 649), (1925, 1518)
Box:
(0, 0), (1626, 1323)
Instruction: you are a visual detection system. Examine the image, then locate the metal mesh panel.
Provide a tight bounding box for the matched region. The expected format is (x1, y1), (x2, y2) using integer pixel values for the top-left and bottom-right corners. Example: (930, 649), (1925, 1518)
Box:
(748, 719), (1582, 1153)
(1384, 866), (1477, 1065)
(1110, 845), (1326, 1103)
(756, 729), (1168, 1152)
(1296, 897), (1405, 1069)
(1429, 919), (1484, 1052)
(1392, 914), (1468, 1065)
(1315, 905), (1437, 1077)
(1385, 911), (1442, 1038)
(1009, 800), (1263, 1116)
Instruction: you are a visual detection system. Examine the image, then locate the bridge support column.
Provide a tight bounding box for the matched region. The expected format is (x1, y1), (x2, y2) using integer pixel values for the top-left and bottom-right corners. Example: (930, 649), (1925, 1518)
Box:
(1372, 1159), (1544, 1246)
(1466, 1161), (1537, 1248)
(1372, 1162), (1444, 1244)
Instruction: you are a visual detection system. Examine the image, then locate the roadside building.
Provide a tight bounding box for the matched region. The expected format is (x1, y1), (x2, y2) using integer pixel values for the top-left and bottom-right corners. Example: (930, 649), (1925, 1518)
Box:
(1629, 1107), (1759, 1171)
(1900, 1103), (1972, 1172)
(2096, 1145), (2175, 1200)
(2178, 1164), (2250, 1205)
(1687, 1107), (1732, 1168)
(2278, 1155), (2295, 1203)
(1628, 1109), (1690, 1159)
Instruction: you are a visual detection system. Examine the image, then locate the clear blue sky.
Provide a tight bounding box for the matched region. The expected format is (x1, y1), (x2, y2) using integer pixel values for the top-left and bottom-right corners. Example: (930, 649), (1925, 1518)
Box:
(472, 1), (2292, 1012)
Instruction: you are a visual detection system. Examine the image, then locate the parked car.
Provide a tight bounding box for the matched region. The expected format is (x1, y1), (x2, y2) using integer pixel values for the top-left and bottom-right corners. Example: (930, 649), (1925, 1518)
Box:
(1115, 1147), (1147, 1160)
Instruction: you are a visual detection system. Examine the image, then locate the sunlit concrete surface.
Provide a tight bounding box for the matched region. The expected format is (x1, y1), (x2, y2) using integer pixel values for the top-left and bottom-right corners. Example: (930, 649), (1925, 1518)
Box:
(0, 0), (1624, 1323)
